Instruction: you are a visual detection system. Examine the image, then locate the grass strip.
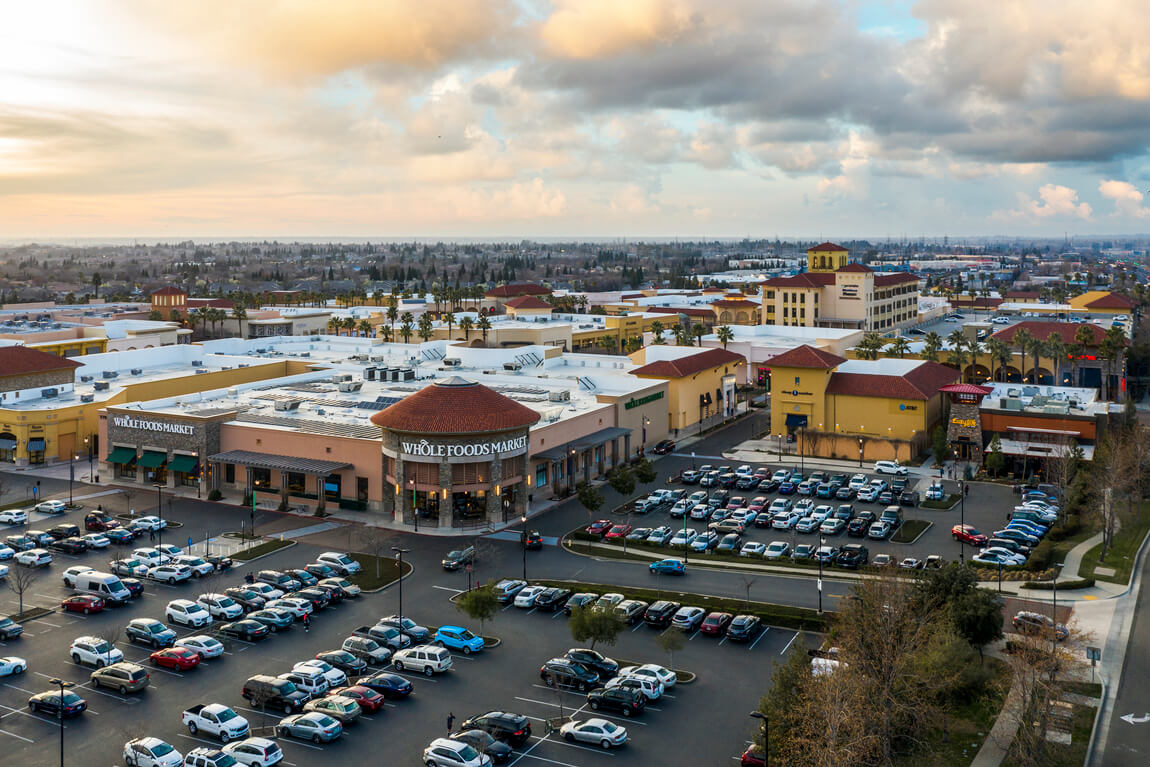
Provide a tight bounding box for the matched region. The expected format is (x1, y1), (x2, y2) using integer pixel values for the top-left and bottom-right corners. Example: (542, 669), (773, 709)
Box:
(347, 553), (409, 593)
(891, 519), (932, 543)
(1078, 501), (1150, 585)
(231, 539), (295, 561)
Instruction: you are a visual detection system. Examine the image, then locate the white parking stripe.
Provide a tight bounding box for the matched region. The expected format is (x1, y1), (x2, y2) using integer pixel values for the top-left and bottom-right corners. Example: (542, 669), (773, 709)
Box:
(748, 627), (770, 651)
(525, 733), (617, 756)
(0, 727), (34, 742)
(780, 631), (798, 655)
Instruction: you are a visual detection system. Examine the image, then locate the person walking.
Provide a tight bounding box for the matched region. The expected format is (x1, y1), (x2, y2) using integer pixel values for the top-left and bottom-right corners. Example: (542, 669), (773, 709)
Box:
(446, 712), (455, 736)
(149, 528), (155, 542)
(303, 612), (310, 633)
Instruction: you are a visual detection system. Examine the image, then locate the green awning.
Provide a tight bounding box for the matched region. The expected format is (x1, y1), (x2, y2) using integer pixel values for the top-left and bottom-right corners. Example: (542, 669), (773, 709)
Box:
(106, 446), (137, 464)
(136, 451), (167, 469)
(168, 455), (199, 473)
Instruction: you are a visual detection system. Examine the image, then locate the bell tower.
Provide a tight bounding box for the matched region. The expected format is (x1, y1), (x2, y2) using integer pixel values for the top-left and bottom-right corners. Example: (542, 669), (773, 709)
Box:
(807, 242), (849, 272)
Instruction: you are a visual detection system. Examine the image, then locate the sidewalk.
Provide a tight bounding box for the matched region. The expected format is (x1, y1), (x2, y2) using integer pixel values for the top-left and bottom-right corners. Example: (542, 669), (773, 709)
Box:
(723, 438), (941, 479)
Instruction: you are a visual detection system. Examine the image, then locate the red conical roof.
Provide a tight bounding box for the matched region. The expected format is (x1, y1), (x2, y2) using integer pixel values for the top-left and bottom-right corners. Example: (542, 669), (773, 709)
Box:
(370, 376), (541, 434)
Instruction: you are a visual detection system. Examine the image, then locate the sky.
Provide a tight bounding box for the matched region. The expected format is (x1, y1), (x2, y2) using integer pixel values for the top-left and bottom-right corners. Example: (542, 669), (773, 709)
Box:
(2, 0), (1150, 240)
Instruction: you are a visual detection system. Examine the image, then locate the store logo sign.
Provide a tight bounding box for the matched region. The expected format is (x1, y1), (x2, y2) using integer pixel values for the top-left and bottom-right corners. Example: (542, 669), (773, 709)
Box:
(112, 416), (194, 435)
(401, 435), (528, 458)
(951, 417), (978, 428)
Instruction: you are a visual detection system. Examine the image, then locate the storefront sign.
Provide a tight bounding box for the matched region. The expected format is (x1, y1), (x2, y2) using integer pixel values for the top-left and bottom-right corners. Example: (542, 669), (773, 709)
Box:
(951, 417), (978, 428)
(111, 416), (195, 436)
(624, 391), (665, 410)
(401, 435), (528, 458)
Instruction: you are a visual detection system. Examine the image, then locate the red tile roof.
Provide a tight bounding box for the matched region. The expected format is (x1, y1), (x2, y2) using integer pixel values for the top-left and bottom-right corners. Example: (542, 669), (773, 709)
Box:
(874, 273), (918, 287)
(151, 287), (187, 296)
(808, 242), (847, 252)
(711, 298), (759, 307)
(504, 296), (553, 310)
(485, 283), (552, 298)
(939, 383), (995, 396)
(837, 263), (873, 273)
(630, 348), (745, 379)
(0, 346), (83, 377)
(763, 273), (835, 288)
(1005, 290), (1040, 299)
(826, 362), (959, 401)
(1085, 293), (1135, 310)
(766, 345), (847, 369)
(370, 377), (541, 434)
(646, 306), (714, 318)
(989, 321), (1117, 347)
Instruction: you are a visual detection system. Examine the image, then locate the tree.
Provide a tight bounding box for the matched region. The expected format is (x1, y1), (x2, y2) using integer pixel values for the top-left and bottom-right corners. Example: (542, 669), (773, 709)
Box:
(477, 315), (491, 345)
(985, 338), (1011, 382)
(576, 481), (604, 519)
(568, 605), (623, 651)
(623, 336), (642, 354)
(931, 425), (949, 467)
(458, 316), (474, 341)
(7, 565), (37, 616)
(951, 588), (1004, 662)
(650, 320), (665, 345)
(148, 309), (163, 321)
(1025, 334), (1046, 383)
(886, 337), (911, 359)
(417, 313), (434, 342)
(633, 457), (657, 485)
(455, 583), (498, 635)
(607, 465), (636, 496)
(922, 332), (943, 363)
(716, 325), (734, 349)
(443, 312), (455, 339)
(92, 271), (103, 299)
(857, 332), (885, 360)
(985, 434), (1005, 477)
(598, 334), (616, 353)
(399, 312), (414, 343)
(1044, 333), (1065, 385)
(1012, 327), (1034, 384)
(655, 628), (684, 676)
(386, 296), (399, 336)
(691, 323), (705, 346)
(380, 324), (393, 343)
(357, 319), (373, 338)
(672, 324), (690, 347)
(232, 304), (248, 339)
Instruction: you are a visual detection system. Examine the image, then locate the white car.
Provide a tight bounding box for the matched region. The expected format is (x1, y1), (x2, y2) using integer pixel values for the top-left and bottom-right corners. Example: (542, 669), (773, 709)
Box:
(15, 548), (52, 567)
(772, 511), (801, 529)
(81, 533), (110, 549)
(62, 565), (95, 587)
(197, 593), (244, 620)
(174, 555), (214, 577)
(605, 673), (663, 700)
(0, 564), (7, 580)
(35, 500), (67, 514)
(857, 487), (880, 502)
(134, 516), (167, 531)
(124, 738), (183, 767)
(175, 635), (225, 659)
(764, 541), (791, 560)
(670, 528), (698, 546)
(735, 465), (753, 477)
(156, 544), (182, 559)
(110, 558), (150, 577)
(70, 635), (124, 667)
(293, 659), (346, 687)
(133, 548), (170, 568)
(739, 541), (766, 557)
(166, 599), (214, 628)
(247, 582), (284, 601)
(148, 564), (193, 584)
(620, 662), (677, 689)
(513, 585), (546, 608)
(423, 738), (491, 767)
(222, 737), (284, 767)
(558, 718), (628, 749)
(0, 510), (28, 525)
(316, 551), (361, 576)
(0, 545), (15, 561)
(771, 469), (790, 483)
(848, 474), (868, 490)
(0, 656), (27, 677)
(266, 598), (312, 617)
(874, 460), (908, 476)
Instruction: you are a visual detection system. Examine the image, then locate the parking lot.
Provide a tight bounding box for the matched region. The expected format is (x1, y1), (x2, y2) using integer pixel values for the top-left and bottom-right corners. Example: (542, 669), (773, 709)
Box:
(1, 494), (814, 767)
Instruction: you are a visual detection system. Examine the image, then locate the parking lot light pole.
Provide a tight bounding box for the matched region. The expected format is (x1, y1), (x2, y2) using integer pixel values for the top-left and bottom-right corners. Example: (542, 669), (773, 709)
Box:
(749, 711), (769, 763)
(392, 546), (410, 625)
(1051, 561), (1064, 680)
(817, 534), (826, 614)
(521, 515), (528, 583)
(85, 436), (93, 482)
(68, 453), (75, 505)
(858, 438), (863, 468)
(49, 677), (72, 767)
(153, 483), (164, 549)
(959, 478), (966, 563)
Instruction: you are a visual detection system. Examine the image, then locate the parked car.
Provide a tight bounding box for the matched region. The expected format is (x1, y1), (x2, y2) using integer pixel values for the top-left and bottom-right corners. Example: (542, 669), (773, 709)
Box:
(433, 625), (485, 654)
(29, 688), (87, 716)
(124, 738), (183, 767)
(835, 544), (870, 569)
(726, 615), (762, 642)
(764, 541), (791, 560)
(587, 686), (645, 717)
(700, 611), (733, 636)
(217, 620), (270, 642)
(671, 606), (706, 631)
(354, 672), (413, 699)
(61, 595), (106, 614)
(70, 635), (125, 667)
(540, 658), (600, 691)
(220, 738), (283, 767)
(151, 647), (202, 671)
(458, 711), (532, 746)
(175, 635), (225, 660)
(1012, 611), (1069, 640)
(952, 524), (988, 546)
(125, 618), (177, 649)
(423, 738), (491, 767)
(91, 662), (150, 694)
(534, 588), (572, 611)
(275, 712), (343, 744)
(564, 593), (599, 615)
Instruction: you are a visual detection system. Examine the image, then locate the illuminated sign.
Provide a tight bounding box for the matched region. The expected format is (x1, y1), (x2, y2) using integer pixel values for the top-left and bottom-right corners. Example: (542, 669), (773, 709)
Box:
(111, 416), (195, 436)
(950, 418), (978, 428)
(624, 391), (665, 410)
(400, 436), (528, 459)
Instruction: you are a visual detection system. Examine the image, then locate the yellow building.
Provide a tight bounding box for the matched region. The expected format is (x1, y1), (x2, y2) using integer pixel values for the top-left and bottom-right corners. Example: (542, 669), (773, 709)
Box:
(629, 347), (745, 433)
(711, 295), (762, 326)
(768, 345), (959, 462)
(1067, 291), (1136, 314)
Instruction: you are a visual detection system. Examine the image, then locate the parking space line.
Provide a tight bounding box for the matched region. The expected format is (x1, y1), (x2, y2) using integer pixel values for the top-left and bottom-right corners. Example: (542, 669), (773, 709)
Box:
(432, 585), (463, 594)
(530, 684), (584, 697)
(277, 738), (324, 752)
(525, 733), (617, 757)
(385, 668), (437, 683)
(551, 611), (566, 620)
(780, 631), (798, 655)
(3, 683), (36, 695)
(688, 629), (701, 641)
(748, 628), (770, 651)
(35, 620), (62, 628)
(0, 726), (34, 743)
(512, 750), (584, 767)
(630, 623), (643, 633)
(177, 733), (229, 748)
(0, 702), (69, 727)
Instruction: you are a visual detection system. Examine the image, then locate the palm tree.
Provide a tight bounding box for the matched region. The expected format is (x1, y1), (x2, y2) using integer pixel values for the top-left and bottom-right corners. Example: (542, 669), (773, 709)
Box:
(477, 315), (491, 345)
(1012, 327), (1033, 384)
(885, 337), (911, 358)
(327, 317), (341, 335)
(650, 320), (665, 345)
(208, 307), (226, 337)
(966, 338), (983, 381)
(443, 312), (455, 339)
(947, 340), (969, 380)
(922, 331), (943, 363)
(599, 334), (616, 353)
(417, 313), (434, 342)
(691, 323), (706, 346)
(380, 325), (393, 343)
(1025, 334), (1045, 383)
(458, 316), (474, 341)
(985, 338), (1011, 383)
(1045, 333), (1065, 385)
(716, 325), (734, 349)
(399, 312), (414, 343)
(358, 319), (373, 338)
(342, 316), (357, 336)
(672, 324), (689, 346)
(624, 336), (642, 354)
(857, 332), (885, 360)
(386, 297), (399, 337)
(231, 305), (248, 339)
(1066, 341), (1083, 387)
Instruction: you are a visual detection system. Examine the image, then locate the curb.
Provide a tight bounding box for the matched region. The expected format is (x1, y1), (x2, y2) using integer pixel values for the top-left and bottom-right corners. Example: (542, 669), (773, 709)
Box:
(354, 560), (413, 594)
(231, 539), (298, 565)
(11, 606), (56, 623)
(613, 657), (696, 685)
(891, 520), (933, 545)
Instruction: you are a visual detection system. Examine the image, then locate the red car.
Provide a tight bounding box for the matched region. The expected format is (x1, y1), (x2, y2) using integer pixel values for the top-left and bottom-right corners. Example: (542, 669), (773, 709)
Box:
(652, 440), (675, 455)
(149, 647), (201, 671)
(700, 611), (733, 636)
(61, 595), (106, 614)
(327, 685), (385, 713)
(604, 524), (632, 540)
(951, 524), (988, 546)
(740, 744), (766, 766)
(585, 519), (612, 537)
(748, 497), (768, 513)
(84, 513), (120, 532)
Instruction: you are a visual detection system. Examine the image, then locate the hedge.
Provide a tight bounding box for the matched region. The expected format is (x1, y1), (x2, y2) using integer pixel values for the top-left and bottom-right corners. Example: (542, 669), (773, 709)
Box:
(1021, 578), (1095, 591)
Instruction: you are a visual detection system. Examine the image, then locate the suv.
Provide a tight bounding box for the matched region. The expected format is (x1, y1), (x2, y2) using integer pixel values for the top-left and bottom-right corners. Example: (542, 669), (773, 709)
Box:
(70, 635), (125, 667)
(198, 594), (244, 620)
(459, 711), (532, 746)
(643, 600), (681, 628)
(835, 544), (870, 569)
(126, 618), (177, 648)
(91, 662), (150, 694)
(874, 460), (908, 475)
(166, 599), (214, 628)
(442, 546), (475, 570)
(587, 686), (645, 716)
(256, 571), (300, 592)
(540, 658), (600, 691)
(423, 738), (491, 767)
(223, 588), (266, 613)
(565, 648), (618, 678)
(85, 513), (119, 532)
(1012, 611), (1069, 640)
(493, 579), (526, 604)
(182, 748), (236, 767)
(242, 675), (309, 714)
(392, 645), (453, 676)
(47, 524), (82, 540)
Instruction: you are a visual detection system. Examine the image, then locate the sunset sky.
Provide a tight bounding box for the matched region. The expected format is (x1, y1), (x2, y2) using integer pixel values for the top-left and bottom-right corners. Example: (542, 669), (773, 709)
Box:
(2, 0), (1149, 239)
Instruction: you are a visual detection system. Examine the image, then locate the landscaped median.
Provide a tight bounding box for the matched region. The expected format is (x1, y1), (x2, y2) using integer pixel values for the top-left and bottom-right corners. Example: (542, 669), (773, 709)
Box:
(347, 553), (410, 593)
(230, 538), (296, 561)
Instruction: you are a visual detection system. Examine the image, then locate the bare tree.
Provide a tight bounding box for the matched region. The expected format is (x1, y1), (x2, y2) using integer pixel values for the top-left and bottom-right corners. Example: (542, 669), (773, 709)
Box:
(1002, 627), (1088, 767)
(7, 565), (38, 616)
(94, 624), (123, 666)
(358, 527), (395, 580)
(739, 574), (757, 611)
(654, 628), (684, 676)
(121, 487), (136, 517)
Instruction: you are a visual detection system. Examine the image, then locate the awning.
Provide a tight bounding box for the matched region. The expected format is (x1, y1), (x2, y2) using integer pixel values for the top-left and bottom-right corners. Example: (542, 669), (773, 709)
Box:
(574, 426), (631, 450)
(167, 455), (199, 473)
(533, 446), (571, 462)
(106, 446), (138, 464)
(136, 451), (168, 469)
(27, 438), (46, 451)
(785, 414), (809, 428)
(0, 437), (16, 450)
(207, 449), (351, 475)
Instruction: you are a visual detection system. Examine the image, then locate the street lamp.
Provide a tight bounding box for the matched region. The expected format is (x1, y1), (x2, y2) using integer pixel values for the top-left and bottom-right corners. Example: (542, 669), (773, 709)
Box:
(48, 677), (73, 767)
(521, 515), (528, 583)
(85, 436), (93, 483)
(799, 425), (805, 475)
(749, 711), (769, 763)
(858, 438), (864, 468)
(153, 483), (164, 548)
(958, 477), (966, 563)
(69, 453), (76, 506)
(408, 478), (419, 532)
(641, 416), (650, 456)
(391, 546), (410, 625)
(817, 534), (826, 614)
(1051, 561), (1065, 681)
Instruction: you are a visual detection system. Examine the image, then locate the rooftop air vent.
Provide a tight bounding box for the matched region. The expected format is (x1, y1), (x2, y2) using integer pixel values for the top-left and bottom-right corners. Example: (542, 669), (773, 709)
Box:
(102, 370), (119, 378)
(80, 394), (94, 403)
(130, 368), (143, 376)
(41, 388), (59, 398)
(191, 360), (202, 366)
(94, 381), (110, 391)
(274, 399), (301, 411)
(80, 375), (93, 382)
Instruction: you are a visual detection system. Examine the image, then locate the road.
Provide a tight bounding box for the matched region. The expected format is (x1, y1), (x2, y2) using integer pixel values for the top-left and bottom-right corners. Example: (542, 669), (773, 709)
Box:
(1099, 540), (1150, 765)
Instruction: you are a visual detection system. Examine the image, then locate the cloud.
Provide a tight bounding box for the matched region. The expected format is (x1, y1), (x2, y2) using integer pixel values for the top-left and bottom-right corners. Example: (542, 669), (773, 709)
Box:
(540, 0), (697, 59)
(994, 184), (1093, 222)
(1099, 179), (1150, 217)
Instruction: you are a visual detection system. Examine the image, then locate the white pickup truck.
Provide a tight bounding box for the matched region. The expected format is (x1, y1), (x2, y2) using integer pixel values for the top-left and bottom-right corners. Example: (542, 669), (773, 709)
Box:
(181, 703), (250, 742)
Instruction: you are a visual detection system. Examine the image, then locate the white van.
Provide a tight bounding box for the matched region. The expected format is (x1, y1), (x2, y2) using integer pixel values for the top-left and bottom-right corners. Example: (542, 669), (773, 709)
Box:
(74, 571), (133, 604)
(391, 645), (453, 676)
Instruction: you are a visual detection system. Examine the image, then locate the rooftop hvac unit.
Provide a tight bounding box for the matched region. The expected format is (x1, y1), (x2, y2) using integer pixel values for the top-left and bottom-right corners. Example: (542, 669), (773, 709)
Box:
(195, 368), (208, 374)
(299, 352), (310, 357)
(80, 375), (93, 382)
(191, 360), (202, 366)
(443, 358), (462, 367)
(238, 363), (248, 368)
(274, 399), (301, 411)
(102, 371), (119, 378)
(220, 366), (232, 371)
(504, 362), (523, 371)
(364, 367), (377, 381)
(338, 381), (363, 392)
(228, 388), (238, 396)
(400, 368), (414, 381)
(41, 388), (59, 398)
(256, 348), (267, 354)
(130, 368), (143, 375)
(80, 394), (94, 403)
(94, 381), (110, 391)
(316, 408), (325, 415)
(549, 390), (570, 402)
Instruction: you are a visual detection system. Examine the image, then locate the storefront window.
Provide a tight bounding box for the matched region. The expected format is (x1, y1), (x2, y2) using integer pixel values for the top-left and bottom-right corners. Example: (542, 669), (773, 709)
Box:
(251, 467), (272, 489)
(287, 472), (306, 494)
(535, 463), (548, 489)
(116, 458), (137, 479)
(225, 463), (235, 484)
(0, 433), (16, 463)
(179, 471), (199, 488)
(324, 474), (342, 502)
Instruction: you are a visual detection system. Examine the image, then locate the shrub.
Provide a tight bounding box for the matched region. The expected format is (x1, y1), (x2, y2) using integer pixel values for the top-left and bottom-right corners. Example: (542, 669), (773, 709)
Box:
(207, 489), (222, 502)
(1046, 514), (1082, 542)
(1022, 578), (1095, 590)
(1026, 538), (1054, 571)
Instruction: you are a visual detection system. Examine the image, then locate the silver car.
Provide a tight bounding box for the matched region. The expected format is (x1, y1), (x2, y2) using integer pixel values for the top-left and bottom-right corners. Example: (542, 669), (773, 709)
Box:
(559, 718), (628, 749)
(275, 712), (343, 744)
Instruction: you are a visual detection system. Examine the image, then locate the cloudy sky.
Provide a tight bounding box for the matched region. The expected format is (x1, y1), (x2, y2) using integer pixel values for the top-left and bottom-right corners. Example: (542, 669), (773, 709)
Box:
(2, 0), (1149, 239)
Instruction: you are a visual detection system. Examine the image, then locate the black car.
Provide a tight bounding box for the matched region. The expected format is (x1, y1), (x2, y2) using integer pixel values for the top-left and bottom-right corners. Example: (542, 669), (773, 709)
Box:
(587, 687), (645, 717)
(206, 555), (233, 572)
(286, 569), (319, 588)
(225, 588), (267, 613)
(565, 648), (618, 679)
(28, 690), (87, 717)
(564, 593), (598, 616)
(756, 478), (780, 493)
(303, 563), (340, 580)
(643, 600), (681, 629)
(47, 524), (82, 540)
(120, 577), (144, 598)
(988, 537), (1031, 556)
(459, 711), (532, 747)
(377, 615), (431, 642)
(835, 544), (870, 569)
(533, 588), (571, 612)
(899, 491), (919, 507)
(50, 537), (88, 554)
(356, 673), (413, 699)
(540, 658), (600, 691)
(442, 546), (476, 571)
(450, 729), (513, 764)
(288, 588), (331, 610)
(106, 528), (136, 545)
(847, 514), (875, 537)
(315, 650), (368, 676)
(833, 505), (854, 522)
(312, 583), (345, 604)
(726, 614), (762, 642)
(217, 620), (270, 642)
(524, 531), (543, 550)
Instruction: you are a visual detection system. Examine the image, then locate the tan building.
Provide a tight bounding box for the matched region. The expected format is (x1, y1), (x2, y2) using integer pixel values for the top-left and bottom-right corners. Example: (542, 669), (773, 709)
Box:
(629, 347), (745, 434)
(711, 295), (762, 326)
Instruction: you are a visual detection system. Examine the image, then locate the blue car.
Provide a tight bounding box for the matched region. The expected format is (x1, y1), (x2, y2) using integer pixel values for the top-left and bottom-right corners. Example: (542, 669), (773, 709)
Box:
(778, 482), (797, 495)
(433, 625), (485, 654)
(649, 559), (686, 575)
(105, 528), (135, 545)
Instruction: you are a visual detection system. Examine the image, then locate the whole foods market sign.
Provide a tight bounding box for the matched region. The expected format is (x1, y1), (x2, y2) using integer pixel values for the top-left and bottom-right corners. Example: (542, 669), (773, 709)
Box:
(112, 415), (195, 436)
(401, 435), (528, 459)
